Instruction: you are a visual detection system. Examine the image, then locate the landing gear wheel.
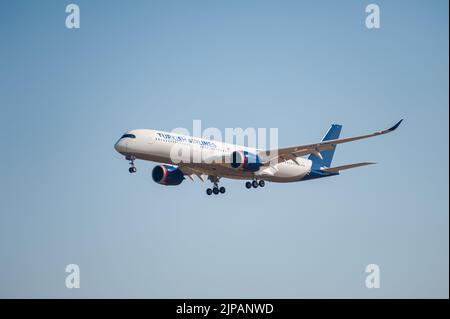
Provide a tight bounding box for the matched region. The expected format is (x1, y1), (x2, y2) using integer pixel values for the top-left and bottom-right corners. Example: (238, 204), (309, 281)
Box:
(206, 188), (213, 195)
(127, 155), (137, 173)
(258, 180), (265, 187)
(245, 181), (252, 189)
(213, 187), (219, 195)
(219, 186), (226, 194)
(252, 180), (259, 188)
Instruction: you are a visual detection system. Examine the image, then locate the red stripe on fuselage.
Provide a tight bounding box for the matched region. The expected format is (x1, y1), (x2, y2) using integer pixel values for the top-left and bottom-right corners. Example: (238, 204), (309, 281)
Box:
(161, 165), (169, 184)
(238, 150), (246, 169)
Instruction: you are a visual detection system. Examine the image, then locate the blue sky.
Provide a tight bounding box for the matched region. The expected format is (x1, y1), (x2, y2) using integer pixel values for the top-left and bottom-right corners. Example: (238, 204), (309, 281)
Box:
(0, 0), (448, 298)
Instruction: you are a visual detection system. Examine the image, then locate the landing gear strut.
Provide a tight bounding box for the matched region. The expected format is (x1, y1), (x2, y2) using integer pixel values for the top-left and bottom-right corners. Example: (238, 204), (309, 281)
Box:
(126, 155), (137, 173)
(206, 179), (226, 196)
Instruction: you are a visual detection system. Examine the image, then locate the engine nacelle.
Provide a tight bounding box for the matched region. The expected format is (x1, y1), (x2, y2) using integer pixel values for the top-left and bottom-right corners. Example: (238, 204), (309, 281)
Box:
(152, 165), (184, 186)
(230, 151), (262, 172)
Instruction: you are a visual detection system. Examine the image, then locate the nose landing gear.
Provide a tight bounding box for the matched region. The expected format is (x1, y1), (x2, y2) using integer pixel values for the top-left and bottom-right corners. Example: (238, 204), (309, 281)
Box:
(126, 155), (137, 173)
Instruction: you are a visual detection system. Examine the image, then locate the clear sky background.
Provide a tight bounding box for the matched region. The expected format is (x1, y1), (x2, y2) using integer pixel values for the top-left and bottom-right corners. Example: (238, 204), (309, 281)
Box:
(0, 0), (448, 298)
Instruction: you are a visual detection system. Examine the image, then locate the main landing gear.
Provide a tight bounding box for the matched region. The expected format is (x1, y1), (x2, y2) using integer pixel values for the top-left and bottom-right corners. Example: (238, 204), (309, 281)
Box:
(245, 179), (265, 189)
(206, 182), (226, 196)
(126, 155), (137, 173)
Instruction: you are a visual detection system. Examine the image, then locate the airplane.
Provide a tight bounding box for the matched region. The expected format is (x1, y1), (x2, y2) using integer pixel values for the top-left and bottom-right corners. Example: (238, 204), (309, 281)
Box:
(114, 120), (403, 195)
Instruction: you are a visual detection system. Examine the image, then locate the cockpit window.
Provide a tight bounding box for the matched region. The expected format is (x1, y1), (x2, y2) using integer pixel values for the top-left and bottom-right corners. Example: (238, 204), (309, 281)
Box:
(121, 134), (136, 139)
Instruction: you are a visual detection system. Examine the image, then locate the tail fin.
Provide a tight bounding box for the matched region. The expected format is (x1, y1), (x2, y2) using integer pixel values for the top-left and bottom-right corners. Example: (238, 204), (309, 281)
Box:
(308, 124), (342, 168)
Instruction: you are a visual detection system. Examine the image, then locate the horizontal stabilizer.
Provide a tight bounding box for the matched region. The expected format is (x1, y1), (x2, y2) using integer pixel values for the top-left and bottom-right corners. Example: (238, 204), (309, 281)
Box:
(320, 162), (375, 173)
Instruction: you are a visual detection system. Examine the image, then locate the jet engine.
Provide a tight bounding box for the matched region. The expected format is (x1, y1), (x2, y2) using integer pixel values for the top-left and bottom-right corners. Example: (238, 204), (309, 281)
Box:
(230, 151), (262, 172)
(152, 165), (184, 186)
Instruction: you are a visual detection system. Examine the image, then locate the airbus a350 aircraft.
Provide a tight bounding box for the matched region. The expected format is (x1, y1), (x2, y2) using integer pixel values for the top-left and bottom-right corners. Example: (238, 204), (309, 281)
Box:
(114, 120), (402, 195)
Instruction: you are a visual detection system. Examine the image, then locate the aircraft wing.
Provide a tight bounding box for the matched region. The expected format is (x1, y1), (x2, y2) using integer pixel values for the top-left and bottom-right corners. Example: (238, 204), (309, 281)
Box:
(178, 156), (252, 181)
(178, 165), (208, 182)
(320, 162), (375, 173)
(259, 120), (403, 164)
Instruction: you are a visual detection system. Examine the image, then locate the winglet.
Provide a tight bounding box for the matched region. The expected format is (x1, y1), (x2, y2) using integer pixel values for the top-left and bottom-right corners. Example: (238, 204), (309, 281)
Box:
(388, 119), (403, 132)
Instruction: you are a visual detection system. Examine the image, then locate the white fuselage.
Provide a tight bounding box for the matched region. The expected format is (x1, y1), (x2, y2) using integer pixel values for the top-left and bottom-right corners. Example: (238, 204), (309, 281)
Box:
(114, 129), (313, 182)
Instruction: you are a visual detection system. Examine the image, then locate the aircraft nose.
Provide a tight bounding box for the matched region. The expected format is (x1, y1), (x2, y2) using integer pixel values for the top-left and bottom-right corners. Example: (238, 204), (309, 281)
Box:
(114, 139), (127, 154)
